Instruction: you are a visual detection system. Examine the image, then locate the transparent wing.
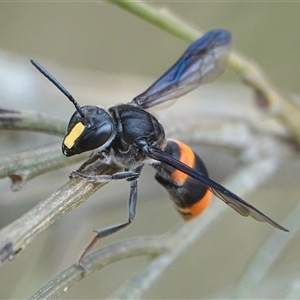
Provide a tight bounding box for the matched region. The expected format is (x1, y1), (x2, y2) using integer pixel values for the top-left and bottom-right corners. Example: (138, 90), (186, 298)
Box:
(142, 144), (288, 232)
(130, 29), (232, 109)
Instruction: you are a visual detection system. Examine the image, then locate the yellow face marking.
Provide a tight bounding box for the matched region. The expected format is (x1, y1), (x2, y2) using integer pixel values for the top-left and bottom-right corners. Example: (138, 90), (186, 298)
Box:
(63, 122), (85, 149)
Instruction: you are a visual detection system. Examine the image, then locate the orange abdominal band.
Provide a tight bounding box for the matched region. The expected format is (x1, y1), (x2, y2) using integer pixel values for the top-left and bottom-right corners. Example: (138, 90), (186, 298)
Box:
(177, 190), (212, 221)
(170, 140), (195, 184)
(169, 140), (212, 220)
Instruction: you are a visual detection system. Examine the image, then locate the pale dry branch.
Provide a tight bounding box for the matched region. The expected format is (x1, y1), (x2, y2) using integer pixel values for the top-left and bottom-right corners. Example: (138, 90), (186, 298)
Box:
(0, 143), (88, 190)
(0, 109), (66, 136)
(0, 108), (89, 189)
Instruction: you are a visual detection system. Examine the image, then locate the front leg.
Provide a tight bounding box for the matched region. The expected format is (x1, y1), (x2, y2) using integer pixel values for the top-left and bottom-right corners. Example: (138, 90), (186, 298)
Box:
(74, 150), (111, 174)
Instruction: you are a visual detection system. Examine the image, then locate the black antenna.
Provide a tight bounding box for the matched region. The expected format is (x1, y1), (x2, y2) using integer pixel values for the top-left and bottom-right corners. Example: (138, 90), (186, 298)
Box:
(30, 59), (85, 119)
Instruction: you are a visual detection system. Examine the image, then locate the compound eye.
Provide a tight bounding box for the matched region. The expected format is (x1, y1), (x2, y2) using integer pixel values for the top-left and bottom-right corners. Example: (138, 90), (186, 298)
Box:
(80, 122), (113, 152)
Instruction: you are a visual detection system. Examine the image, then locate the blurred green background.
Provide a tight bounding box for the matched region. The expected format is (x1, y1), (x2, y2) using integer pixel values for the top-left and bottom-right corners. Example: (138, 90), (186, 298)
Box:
(0, 2), (300, 299)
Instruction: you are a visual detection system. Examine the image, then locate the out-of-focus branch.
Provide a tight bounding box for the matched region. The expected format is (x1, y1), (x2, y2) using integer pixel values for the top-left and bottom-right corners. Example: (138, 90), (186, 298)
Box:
(0, 161), (121, 266)
(29, 236), (171, 300)
(0, 143), (89, 190)
(0, 109), (66, 136)
(232, 197), (300, 298)
(109, 0), (300, 146)
(169, 118), (291, 163)
(229, 53), (300, 144)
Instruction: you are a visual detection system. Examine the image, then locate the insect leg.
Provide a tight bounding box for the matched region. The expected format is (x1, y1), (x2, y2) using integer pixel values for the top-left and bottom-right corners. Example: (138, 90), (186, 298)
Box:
(78, 168), (141, 268)
(71, 152), (103, 174)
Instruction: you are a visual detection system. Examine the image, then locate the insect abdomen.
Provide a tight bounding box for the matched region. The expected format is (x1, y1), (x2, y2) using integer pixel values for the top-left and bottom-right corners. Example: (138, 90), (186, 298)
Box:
(155, 140), (212, 220)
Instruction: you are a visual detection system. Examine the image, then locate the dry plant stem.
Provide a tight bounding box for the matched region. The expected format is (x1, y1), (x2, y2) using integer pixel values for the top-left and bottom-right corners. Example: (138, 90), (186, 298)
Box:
(173, 121), (252, 153)
(110, 158), (284, 300)
(0, 143), (89, 190)
(232, 198), (300, 299)
(109, 0), (300, 146)
(29, 236), (170, 300)
(0, 109), (66, 136)
(0, 163), (121, 267)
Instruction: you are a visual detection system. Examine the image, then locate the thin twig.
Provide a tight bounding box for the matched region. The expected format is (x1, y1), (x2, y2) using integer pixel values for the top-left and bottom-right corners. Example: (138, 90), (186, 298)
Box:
(0, 143), (88, 190)
(0, 109), (66, 136)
